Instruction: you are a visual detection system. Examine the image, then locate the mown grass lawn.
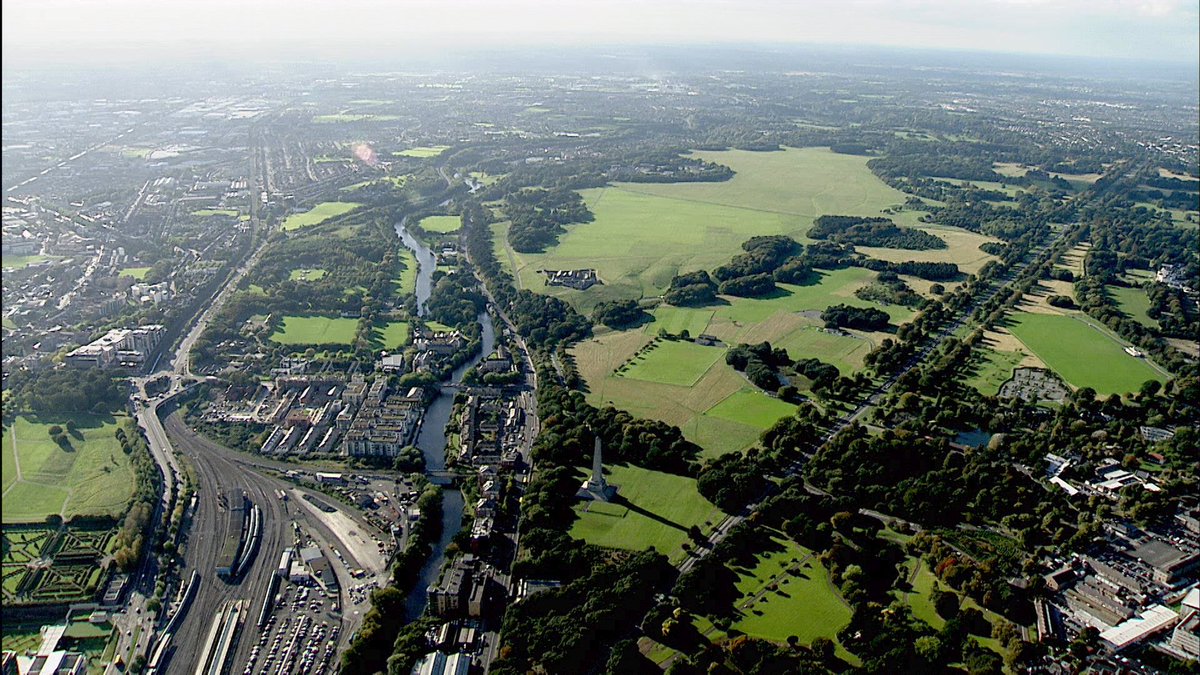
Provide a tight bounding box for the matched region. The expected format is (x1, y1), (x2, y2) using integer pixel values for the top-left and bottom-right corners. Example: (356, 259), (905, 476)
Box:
(731, 536), (853, 648)
(119, 266), (152, 280)
(395, 145), (449, 158)
(619, 340), (725, 387)
(1107, 285), (1156, 329)
(703, 390), (796, 429)
(281, 202), (361, 231)
(373, 321), (410, 350)
(417, 215), (461, 233)
(1006, 313), (1165, 395)
(270, 316), (358, 345)
(2, 414), (133, 522)
(963, 348), (1025, 396)
(570, 464), (723, 562)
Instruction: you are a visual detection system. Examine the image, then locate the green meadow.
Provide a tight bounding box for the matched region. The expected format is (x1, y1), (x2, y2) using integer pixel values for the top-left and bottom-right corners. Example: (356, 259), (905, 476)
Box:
(2, 254), (55, 269)
(963, 348), (1025, 397)
(2, 414), (133, 523)
(570, 464), (723, 563)
(1006, 313), (1166, 395)
(574, 269), (901, 456)
(270, 316), (358, 346)
(395, 146), (450, 158)
(119, 266), (152, 280)
(1108, 285), (1156, 329)
(703, 390), (797, 429)
(373, 321), (411, 350)
(500, 147), (995, 316)
(396, 250), (418, 296)
(191, 209), (239, 217)
(619, 340), (725, 387)
(417, 215), (462, 233)
(731, 537), (853, 647)
(313, 113), (400, 123)
(281, 202), (361, 231)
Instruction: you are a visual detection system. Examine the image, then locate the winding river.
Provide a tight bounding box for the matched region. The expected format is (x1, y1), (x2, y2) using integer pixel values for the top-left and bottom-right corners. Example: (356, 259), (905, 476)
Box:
(396, 220), (496, 619)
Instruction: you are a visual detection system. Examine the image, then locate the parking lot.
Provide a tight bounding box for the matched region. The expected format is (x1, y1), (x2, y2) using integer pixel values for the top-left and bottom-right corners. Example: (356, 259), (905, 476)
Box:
(244, 581), (341, 675)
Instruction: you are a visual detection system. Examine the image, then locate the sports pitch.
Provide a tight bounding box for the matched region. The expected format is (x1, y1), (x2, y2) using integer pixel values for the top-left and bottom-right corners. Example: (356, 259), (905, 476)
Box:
(1006, 313), (1166, 395)
(270, 315), (359, 346)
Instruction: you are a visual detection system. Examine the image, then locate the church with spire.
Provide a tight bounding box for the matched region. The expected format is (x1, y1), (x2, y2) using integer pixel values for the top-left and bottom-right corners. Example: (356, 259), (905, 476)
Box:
(577, 433), (617, 501)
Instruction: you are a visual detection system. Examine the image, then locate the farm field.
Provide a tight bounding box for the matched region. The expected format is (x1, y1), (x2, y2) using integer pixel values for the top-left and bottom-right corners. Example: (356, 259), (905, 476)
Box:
(417, 215), (461, 233)
(281, 202), (361, 231)
(288, 268), (327, 282)
(1108, 285), (1156, 328)
(499, 147), (994, 315)
(2, 414), (133, 522)
(270, 316), (358, 346)
(619, 340), (725, 387)
(373, 321), (410, 350)
(119, 266), (151, 280)
(1006, 313), (1166, 395)
(730, 536), (853, 648)
(394, 145), (450, 158)
(570, 464), (722, 563)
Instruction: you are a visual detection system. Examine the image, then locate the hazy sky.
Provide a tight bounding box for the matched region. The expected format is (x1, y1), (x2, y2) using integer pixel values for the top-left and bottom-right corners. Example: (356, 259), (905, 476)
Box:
(3, 0), (1197, 66)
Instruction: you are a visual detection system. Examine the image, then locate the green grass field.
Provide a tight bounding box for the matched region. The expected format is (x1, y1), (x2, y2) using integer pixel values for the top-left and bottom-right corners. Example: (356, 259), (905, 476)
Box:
(2, 415), (133, 523)
(341, 175), (408, 192)
(397, 249), (418, 296)
(645, 306), (714, 336)
(574, 268), (899, 456)
(703, 390), (796, 429)
(281, 202), (362, 231)
(1108, 285), (1156, 329)
(417, 215), (461, 233)
(288, 268), (327, 282)
(270, 316), (359, 346)
(570, 464), (723, 562)
(573, 268), (899, 457)
(313, 113), (400, 123)
(191, 209), (238, 217)
(119, 266), (152, 280)
(2, 254), (55, 269)
(1007, 313), (1165, 395)
(395, 145), (450, 158)
(498, 148), (996, 317)
(895, 557), (1008, 656)
(373, 321), (410, 349)
(620, 340), (725, 387)
(963, 348), (1025, 396)
(731, 536), (853, 647)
